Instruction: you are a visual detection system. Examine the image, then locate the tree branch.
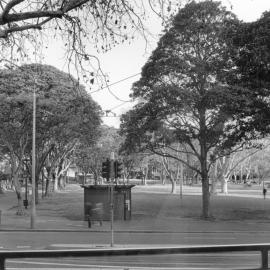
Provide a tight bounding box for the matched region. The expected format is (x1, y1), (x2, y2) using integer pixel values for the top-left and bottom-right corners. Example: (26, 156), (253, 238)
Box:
(0, 0), (24, 23)
(62, 0), (89, 13)
(0, 23), (41, 38)
(4, 10), (63, 24)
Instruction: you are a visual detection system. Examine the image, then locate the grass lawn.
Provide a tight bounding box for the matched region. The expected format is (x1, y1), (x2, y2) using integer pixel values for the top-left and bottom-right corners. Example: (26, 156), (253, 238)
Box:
(2, 184), (270, 231)
(35, 184), (270, 221)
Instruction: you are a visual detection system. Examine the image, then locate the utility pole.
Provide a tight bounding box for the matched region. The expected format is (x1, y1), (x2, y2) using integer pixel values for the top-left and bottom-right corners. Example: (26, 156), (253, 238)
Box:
(180, 162), (183, 200)
(31, 83), (36, 229)
(110, 152), (115, 247)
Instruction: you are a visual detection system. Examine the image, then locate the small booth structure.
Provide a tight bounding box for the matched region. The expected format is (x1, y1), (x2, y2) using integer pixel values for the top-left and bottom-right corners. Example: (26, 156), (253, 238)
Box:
(82, 185), (135, 221)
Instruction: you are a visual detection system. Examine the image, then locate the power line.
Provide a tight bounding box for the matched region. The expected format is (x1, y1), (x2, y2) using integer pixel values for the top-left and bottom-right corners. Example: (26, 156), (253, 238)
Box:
(108, 101), (132, 111)
(89, 72), (141, 94)
(102, 100), (134, 118)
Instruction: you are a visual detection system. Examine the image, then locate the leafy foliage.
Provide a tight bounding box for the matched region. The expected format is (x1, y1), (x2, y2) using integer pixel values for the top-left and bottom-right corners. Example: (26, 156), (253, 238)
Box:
(74, 125), (122, 180)
(0, 64), (102, 203)
(224, 11), (270, 139)
(121, 1), (240, 158)
(120, 1), (270, 217)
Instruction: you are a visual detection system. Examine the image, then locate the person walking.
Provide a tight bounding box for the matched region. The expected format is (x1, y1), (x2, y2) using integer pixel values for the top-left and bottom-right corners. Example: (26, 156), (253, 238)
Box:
(263, 187), (267, 199)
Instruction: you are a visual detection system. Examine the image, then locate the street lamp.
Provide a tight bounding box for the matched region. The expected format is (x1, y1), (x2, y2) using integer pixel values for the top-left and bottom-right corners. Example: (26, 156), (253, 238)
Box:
(31, 80), (36, 229)
(22, 158), (30, 209)
(109, 151), (115, 247)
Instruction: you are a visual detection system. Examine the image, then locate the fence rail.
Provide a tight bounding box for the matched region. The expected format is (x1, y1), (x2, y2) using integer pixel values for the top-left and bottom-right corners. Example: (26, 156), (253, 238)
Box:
(1, 243), (270, 269)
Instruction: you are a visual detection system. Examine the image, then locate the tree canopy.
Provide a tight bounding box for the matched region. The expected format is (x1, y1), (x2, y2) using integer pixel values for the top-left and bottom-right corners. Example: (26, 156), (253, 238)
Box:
(0, 63), (102, 211)
(120, 1), (270, 218)
(0, 0), (175, 81)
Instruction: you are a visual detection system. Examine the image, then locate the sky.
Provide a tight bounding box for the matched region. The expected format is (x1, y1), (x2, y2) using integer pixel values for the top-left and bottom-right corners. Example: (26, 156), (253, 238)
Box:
(45, 0), (270, 128)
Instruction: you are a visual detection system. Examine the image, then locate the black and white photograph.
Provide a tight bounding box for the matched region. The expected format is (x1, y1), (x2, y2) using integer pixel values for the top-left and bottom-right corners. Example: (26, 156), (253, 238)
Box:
(1, 0), (270, 269)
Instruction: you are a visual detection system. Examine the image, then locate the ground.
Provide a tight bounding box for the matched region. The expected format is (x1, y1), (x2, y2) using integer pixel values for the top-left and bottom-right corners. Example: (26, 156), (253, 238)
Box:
(0, 183), (269, 232)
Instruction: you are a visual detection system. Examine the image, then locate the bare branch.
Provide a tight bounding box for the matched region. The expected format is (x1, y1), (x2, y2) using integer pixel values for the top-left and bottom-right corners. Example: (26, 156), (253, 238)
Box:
(0, 0), (24, 23)
(4, 10), (63, 23)
(0, 23), (41, 38)
(62, 0), (89, 13)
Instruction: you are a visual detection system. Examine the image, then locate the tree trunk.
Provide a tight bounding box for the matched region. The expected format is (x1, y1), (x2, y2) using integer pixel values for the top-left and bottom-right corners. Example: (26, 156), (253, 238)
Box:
(15, 189), (25, 215)
(94, 171), (98, 185)
(141, 168), (147, 185)
(171, 178), (177, 194)
(221, 175), (228, 194)
(199, 108), (210, 219)
(45, 177), (50, 196)
(44, 167), (51, 196)
(83, 172), (86, 185)
(13, 173), (25, 215)
(201, 170), (210, 218)
(210, 161), (218, 195)
(41, 171), (44, 198)
(53, 173), (58, 192)
(0, 183), (5, 194)
(166, 171), (177, 194)
(144, 167), (148, 185)
(179, 163), (183, 199)
(240, 164), (243, 183)
(210, 180), (218, 194)
(58, 175), (64, 189)
(161, 169), (165, 185)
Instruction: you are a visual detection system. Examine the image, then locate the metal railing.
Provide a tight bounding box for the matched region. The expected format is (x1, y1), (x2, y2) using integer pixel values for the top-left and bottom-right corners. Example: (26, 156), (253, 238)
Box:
(0, 243), (270, 269)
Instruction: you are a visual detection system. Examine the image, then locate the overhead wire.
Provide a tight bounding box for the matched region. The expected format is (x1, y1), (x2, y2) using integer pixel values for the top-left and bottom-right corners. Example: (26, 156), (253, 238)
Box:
(102, 100), (135, 118)
(89, 72), (141, 95)
(108, 101), (132, 111)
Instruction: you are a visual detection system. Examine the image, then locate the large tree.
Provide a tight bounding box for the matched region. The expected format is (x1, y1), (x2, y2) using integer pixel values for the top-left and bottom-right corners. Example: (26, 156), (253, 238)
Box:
(0, 63), (101, 213)
(120, 1), (270, 218)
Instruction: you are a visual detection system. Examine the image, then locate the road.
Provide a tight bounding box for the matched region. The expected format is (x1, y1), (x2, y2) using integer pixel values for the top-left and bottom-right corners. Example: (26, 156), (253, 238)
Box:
(2, 231), (270, 249)
(5, 253), (262, 269)
(1, 231), (270, 269)
(1, 184), (268, 269)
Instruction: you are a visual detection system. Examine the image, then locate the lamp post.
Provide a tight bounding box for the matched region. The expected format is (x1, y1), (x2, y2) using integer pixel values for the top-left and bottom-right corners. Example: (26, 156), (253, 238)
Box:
(23, 158), (30, 209)
(31, 81), (36, 229)
(110, 152), (115, 247)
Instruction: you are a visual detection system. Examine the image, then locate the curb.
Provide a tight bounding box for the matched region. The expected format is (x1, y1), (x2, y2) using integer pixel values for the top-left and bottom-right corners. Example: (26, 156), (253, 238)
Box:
(1, 229), (270, 233)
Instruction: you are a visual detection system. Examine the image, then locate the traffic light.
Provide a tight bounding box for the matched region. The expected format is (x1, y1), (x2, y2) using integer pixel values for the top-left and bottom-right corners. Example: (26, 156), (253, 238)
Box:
(101, 159), (110, 181)
(114, 160), (123, 179)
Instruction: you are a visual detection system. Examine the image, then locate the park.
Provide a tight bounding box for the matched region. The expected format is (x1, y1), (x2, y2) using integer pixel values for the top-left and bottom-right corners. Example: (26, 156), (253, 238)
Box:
(1, 182), (270, 233)
(1, 0), (270, 269)
(1, 182), (270, 269)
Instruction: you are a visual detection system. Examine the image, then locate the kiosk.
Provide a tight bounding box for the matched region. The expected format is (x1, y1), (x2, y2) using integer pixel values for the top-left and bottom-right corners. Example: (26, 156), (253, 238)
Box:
(82, 185), (135, 221)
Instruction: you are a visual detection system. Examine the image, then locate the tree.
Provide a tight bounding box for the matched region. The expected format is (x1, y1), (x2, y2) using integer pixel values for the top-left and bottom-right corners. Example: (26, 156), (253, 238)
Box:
(120, 1), (270, 218)
(75, 125), (122, 183)
(244, 141), (270, 185)
(225, 11), (270, 138)
(0, 63), (101, 213)
(212, 145), (265, 194)
(0, 0), (174, 80)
